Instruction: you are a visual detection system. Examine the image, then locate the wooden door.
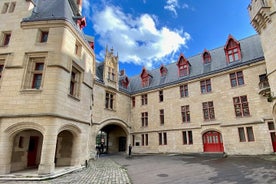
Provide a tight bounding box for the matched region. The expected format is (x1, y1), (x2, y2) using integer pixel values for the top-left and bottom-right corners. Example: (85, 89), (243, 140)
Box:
(203, 131), (224, 152)
(27, 136), (39, 167)
(118, 137), (126, 152)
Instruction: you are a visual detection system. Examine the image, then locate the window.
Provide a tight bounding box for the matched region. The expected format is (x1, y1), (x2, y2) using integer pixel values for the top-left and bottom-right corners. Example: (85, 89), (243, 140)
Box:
(238, 127), (255, 142)
(108, 67), (115, 81)
(177, 54), (190, 77)
(202, 101), (215, 120)
(180, 84), (188, 98)
(200, 79), (211, 93)
(132, 97), (135, 108)
(160, 66), (167, 77)
(142, 134), (148, 146)
(230, 71), (244, 87)
(40, 31), (49, 43)
(141, 94), (148, 105)
(69, 65), (81, 97)
(233, 95), (250, 117)
(2, 32), (11, 46)
(0, 59), (5, 79)
(268, 122), (275, 130)
(160, 109), (164, 125)
(75, 41), (82, 57)
(181, 105), (190, 123)
(2, 3), (9, 13)
(224, 36), (241, 63)
(23, 57), (46, 90)
(141, 112), (148, 127)
(8, 2), (16, 13)
(159, 132), (167, 145)
(140, 68), (151, 87)
(159, 90), (163, 102)
(105, 92), (115, 110)
(202, 50), (211, 63)
(183, 131), (193, 145)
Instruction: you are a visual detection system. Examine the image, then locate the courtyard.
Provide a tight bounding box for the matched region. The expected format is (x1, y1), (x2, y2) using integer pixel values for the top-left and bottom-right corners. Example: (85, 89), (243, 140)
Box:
(0, 154), (275, 184)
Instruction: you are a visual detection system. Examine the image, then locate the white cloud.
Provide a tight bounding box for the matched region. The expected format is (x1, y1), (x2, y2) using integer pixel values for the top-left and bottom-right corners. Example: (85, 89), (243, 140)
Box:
(90, 5), (191, 69)
(164, 0), (190, 17)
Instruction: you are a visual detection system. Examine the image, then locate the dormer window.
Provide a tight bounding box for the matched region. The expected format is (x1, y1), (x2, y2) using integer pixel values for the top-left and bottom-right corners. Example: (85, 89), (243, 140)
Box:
(140, 67), (151, 87)
(224, 35), (241, 63)
(202, 49), (211, 64)
(121, 76), (129, 89)
(74, 16), (86, 30)
(177, 54), (190, 77)
(160, 65), (167, 77)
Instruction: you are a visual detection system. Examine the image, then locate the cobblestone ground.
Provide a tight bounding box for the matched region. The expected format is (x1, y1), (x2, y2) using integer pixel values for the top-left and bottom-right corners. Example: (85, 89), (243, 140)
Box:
(0, 157), (131, 184)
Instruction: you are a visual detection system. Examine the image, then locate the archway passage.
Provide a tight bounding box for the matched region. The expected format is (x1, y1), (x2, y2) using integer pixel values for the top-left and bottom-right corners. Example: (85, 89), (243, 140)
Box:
(11, 129), (43, 172)
(97, 124), (127, 154)
(203, 131), (224, 152)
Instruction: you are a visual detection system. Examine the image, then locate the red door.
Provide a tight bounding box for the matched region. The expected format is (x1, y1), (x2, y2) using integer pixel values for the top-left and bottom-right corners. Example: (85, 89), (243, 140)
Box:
(271, 132), (276, 152)
(203, 131), (224, 152)
(27, 136), (39, 167)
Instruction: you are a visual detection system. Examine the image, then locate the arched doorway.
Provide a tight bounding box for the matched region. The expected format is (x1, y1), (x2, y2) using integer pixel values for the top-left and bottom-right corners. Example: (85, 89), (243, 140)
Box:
(203, 131), (224, 152)
(55, 130), (74, 166)
(97, 124), (127, 154)
(10, 129), (43, 172)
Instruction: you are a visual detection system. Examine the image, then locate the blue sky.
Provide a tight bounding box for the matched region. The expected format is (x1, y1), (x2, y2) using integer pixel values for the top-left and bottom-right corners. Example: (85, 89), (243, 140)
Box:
(82, 0), (255, 77)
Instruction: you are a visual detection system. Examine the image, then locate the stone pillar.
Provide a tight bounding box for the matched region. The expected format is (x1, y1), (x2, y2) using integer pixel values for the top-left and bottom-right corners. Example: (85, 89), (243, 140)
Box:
(0, 132), (12, 174)
(38, 127), (57, 175)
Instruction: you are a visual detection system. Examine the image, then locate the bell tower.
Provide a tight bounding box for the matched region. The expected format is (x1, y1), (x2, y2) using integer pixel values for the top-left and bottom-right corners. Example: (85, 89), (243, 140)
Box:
(248, 0), (276, 112)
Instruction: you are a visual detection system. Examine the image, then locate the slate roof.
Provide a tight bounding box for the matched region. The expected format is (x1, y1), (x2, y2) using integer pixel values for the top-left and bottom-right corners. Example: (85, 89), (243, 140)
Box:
(22, 0), (92, 49)
(119, 34), (264, 95)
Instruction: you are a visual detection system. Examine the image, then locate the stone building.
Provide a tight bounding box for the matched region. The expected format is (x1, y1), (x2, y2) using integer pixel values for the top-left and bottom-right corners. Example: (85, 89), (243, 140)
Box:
(0, 0), (275, 176)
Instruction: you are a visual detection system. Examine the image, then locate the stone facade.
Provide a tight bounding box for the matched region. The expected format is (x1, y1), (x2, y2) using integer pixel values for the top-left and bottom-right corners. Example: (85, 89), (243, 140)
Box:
(0, 0), (275, 176)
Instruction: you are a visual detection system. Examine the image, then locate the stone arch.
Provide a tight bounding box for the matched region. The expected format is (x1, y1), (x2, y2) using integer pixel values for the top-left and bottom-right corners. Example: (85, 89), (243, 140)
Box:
(55, 124), (82, 166)
(4, 122), (45, 138)
(97, 118), (131, 134)
(96, 118), (131, 154)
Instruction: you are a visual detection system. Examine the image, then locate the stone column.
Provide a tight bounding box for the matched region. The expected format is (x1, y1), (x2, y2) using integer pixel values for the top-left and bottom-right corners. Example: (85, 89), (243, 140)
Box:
(0, 132), (12, 174)
(38, 126), (57, 175)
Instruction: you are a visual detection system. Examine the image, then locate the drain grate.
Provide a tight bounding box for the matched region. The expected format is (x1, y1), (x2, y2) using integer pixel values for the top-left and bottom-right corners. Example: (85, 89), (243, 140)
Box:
(157, 174), (168, 177)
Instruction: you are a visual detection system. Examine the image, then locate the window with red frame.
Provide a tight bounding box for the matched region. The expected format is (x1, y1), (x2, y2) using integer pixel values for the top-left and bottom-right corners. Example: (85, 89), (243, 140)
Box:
(225, 38), (241, 63)
(177, 55), (190, 77)
(181, 105), (190, 123)
(238, 127), (255, 142)
(230, 71), (244, 87)
(141, 134), (148, 146)
(141, 76), (149, 87)
(200, 79), (212, 93)
(203, 51), (211, 63)
(233, 95), (250, 117)
(159, 132), (167, 145)
(141, 94), (147, 105)
(121, 77), (129, 88)
(32, 62), (44, 89)
(180, 84), (188, 97)
(159, 90), (164, 102)
(202, 101), (215, 120)
(3, 32), (11, 46)
(160, 109), (164, 125)
(183, 131), (193, 145)
(40, 31), (49, 43)
(160, 66), (167, 77)
(141, 112), (148, 127)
